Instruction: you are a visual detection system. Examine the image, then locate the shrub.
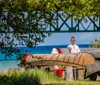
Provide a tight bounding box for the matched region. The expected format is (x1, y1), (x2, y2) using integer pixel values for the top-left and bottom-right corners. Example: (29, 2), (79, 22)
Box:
(0, 69), (62, 85)
(90, 37), (100, 48)
(0, 70), (41, 85)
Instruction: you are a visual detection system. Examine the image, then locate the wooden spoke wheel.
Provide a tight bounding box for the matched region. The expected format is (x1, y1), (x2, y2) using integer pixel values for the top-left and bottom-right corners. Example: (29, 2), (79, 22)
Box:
(89, 73), (97, 81)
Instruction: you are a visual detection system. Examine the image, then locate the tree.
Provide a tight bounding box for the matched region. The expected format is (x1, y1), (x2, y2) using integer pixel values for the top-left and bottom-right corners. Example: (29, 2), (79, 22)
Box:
(0, 0), (100, 59)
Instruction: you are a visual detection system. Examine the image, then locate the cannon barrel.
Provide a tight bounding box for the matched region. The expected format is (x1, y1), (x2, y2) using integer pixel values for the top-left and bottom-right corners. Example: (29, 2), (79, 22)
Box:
(61, 48), (100, 61)
(25, 53), (95, 68)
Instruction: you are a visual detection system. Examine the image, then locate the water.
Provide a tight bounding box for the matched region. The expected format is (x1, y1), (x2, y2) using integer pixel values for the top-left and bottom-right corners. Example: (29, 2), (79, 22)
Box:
(0, 60), (19, 72)
(0, 44), (89, 70)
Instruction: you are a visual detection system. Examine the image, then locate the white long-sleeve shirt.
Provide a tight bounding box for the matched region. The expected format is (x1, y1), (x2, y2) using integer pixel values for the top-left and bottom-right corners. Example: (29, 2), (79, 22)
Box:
(68, 44), (81, 53)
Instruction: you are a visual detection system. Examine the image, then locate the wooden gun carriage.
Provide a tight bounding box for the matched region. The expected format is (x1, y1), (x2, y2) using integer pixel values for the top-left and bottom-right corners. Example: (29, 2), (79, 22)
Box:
(20, 48), (100, 81)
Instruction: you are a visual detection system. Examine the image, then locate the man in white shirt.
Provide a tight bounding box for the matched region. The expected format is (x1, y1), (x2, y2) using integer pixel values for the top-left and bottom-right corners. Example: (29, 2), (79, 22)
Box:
(68, 36), (81, 54)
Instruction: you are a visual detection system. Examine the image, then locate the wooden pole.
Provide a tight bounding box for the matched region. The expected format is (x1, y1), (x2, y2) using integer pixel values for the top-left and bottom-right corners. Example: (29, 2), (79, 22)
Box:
(73, 68), (84, 80)
(76, 69), (84, 80)
(73, 68), (77, 80)
(64, 66), (73, 81)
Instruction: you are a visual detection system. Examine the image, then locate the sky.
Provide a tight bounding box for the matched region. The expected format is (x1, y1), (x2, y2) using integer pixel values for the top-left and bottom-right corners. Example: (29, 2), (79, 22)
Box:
(38, 32), (100, 46)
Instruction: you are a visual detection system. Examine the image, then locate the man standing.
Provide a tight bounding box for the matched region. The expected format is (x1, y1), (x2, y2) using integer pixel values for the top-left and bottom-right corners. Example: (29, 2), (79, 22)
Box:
(68, 36), (81, 53)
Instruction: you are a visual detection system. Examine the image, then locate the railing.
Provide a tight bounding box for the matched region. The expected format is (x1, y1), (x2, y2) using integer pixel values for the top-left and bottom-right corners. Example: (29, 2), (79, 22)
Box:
(45, 12), (100, 32)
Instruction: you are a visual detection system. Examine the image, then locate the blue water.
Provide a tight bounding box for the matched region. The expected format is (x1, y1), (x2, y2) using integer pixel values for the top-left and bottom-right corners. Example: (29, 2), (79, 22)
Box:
(0, 44), (89, 70)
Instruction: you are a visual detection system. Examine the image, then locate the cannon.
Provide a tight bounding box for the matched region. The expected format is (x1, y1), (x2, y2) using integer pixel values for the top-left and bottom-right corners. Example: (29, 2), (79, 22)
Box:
(29, 53), (94, 68)
(19, 52), (100, 81)
(61, 48), (100, 61)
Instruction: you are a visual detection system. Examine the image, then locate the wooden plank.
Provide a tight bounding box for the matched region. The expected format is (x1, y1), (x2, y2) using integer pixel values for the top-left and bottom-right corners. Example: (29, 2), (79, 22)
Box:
(57, 54), (65, 61)
(42, 61), (54, 65)
(73, 68), (77, 80)
(63, 54), (71, 63)
(30, 60), (85, 68)
(78, 54), (85, 65)
(50, 54), (59, 61)
(42, 55), (52, 60)
(76, 69), (84, 80)
(64, 66), (73, 81)
(83, 54), (95, 66)
(73, 53), (81, 64)
(68, 54), (76, 63)
(73, 68), (85, 80)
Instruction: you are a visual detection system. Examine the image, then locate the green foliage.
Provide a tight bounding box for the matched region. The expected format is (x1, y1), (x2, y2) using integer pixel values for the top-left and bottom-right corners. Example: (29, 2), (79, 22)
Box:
(90, 37), (100, 48)
(0, 69), (100, 85)
(0, 70), (41, 85)
(0, 69), (61, 85)
(0, 0), (100, 17)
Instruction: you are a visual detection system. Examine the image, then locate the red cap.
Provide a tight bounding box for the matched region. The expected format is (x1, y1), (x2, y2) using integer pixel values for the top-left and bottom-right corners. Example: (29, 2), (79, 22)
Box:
(71, 36), (75, 40)
(57, 48), (63, 54)
(22, 54), (30, 61)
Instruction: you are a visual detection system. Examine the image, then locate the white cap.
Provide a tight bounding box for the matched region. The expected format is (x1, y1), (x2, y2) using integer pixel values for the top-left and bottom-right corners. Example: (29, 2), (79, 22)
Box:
(51, 48), (59, 54)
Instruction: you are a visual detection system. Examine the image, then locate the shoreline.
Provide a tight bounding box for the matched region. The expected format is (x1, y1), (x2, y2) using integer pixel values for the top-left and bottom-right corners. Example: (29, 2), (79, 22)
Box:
(0, 47), (100, 71)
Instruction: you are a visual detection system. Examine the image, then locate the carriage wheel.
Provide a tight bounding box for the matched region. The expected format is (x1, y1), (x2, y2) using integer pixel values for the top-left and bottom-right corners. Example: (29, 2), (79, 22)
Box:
(89, 73), (97, 81)
(97, 71), (100, 76)
(84, 69), (97, 81)
(45, 67), (50, 72)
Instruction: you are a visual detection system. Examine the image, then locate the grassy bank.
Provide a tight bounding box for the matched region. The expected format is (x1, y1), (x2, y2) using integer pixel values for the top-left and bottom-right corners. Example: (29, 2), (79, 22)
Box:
(0, 69), (100, 85)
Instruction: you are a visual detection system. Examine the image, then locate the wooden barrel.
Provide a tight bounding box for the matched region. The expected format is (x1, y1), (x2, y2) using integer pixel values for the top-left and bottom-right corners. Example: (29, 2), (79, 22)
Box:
(25, 53), (95, 68)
